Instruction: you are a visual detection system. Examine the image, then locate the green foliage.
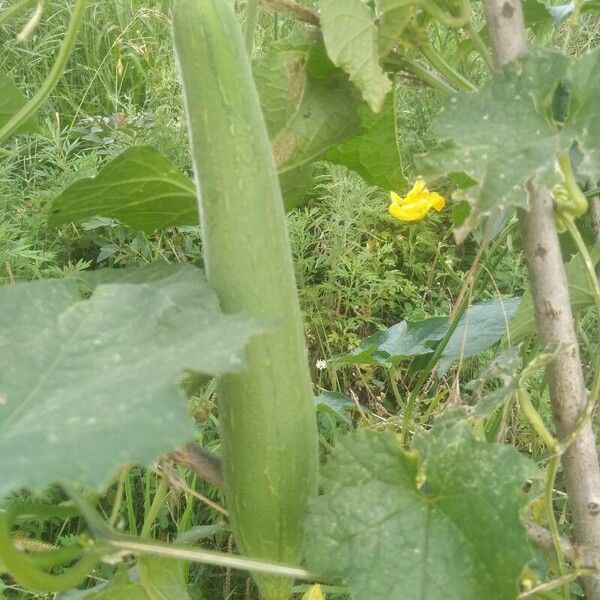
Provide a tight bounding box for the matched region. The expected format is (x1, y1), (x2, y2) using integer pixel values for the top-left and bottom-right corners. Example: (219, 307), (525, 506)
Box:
(0, 263), (263, 495)
(332, 296), (521, 374)
(319, 0), (392, 112)
(48, 147), (197, 233)
(419, 47), (600, 237)
(0, 71), (38, 133)
(305, 427), (537, 600)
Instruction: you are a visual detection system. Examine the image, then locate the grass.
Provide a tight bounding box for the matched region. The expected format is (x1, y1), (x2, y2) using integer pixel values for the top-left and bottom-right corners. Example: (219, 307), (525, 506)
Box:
(1, 0), (597, 598)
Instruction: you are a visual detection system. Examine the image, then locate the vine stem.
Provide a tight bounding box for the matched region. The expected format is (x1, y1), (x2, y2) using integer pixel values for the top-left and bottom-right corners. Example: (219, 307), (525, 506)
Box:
(406, 36), (477, 92)
(0, 0), (87, 145)
(107, 536), (321, 581)
(463, 23), (494, 71)
(483, 2), (600, 597)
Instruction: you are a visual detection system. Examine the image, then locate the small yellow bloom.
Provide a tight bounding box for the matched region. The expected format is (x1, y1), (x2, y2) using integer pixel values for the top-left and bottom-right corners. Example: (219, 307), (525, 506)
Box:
(388, 178), (446, 222)
(302, 584), (325, 600)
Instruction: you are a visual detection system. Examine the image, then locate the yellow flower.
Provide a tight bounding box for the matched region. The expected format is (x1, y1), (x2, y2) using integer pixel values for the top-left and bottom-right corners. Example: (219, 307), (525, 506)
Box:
(388, 178), (446, 222)
(302, 584), (325, 600)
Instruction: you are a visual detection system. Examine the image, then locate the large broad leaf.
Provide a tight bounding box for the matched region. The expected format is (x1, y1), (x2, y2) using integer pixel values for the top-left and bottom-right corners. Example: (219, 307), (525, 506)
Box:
(331, 317), (448, 366)
(324, 94), (405, 191)
(0, 263), (264, 495)
(320, 0), (392, 112)
(331, 297), (519, 373)
(509, 247), (600, 340)
(255, 35), (364, 208)
(417, 49), (600, 239)
(438, 296), (521, 374)
(47, 146), (198, 233)
(304, 427), (536, 600)
(0, 70), (39, 135)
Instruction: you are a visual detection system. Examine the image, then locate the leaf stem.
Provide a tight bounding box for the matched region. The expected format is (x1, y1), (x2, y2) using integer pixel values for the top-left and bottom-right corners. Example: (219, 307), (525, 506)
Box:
(463, 23), (494, 71)
(0, 0), (87, 145)
(107, 535), (322, 582)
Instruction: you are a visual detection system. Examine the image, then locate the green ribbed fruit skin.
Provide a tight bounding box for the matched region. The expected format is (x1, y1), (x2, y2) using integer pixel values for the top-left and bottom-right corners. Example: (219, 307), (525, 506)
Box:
(173, 1), (318, 598)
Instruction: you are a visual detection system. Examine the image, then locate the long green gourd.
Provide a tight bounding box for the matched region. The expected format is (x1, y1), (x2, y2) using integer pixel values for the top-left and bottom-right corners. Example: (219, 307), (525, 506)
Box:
(172, 1), (319, 598)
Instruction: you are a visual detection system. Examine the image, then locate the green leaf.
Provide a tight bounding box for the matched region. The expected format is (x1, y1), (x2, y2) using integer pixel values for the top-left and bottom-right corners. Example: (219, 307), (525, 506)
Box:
(438, 296), (521, 375)
(324, 94), (406, 191)
(255, 35), (364, 208)
(417, 49), (569, 238)
(509, 247), (600, 340)
(331, 316), (448, 366)
(375, 0), (417, 57)
(0, 264), (264, 495)
(84, 571), (150, 600)
(304, 427), (536, 600)
(48, 146), (198, 233)
(0, 71), (39, 135)
(315, 391), (357, 425)
(320, 0), (392, 112)
(332, 297), (519, 372)
(138, 556), (190, 600)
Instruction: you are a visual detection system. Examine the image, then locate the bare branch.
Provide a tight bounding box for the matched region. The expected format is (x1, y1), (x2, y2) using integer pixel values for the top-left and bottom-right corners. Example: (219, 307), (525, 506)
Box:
(170, 443), (223, 487)
(259, 0), (320, 26)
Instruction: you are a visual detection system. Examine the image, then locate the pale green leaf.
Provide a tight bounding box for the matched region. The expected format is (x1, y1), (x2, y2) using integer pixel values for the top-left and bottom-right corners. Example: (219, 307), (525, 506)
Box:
(417, 50), (569, 237)
(305, 427), (536, 600)
(0, 264), (263, 495)
(255, 35), (363, 207)
(138, 556), (190, 600)
(320, 0), (392, 112)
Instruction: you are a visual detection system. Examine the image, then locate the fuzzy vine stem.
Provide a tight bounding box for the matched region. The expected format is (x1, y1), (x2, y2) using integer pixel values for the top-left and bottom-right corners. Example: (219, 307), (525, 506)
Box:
(0, 0), (86, 145)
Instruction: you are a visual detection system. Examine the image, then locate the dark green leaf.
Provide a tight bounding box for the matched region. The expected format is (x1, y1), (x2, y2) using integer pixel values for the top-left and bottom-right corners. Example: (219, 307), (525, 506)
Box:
(324, 95), (405, 191)
(331, 317), (448, 366)
(0, 264), (264, 495)
(48, 146), (197, 233)
(315, 391), (357, 425)
(320, 0), (392, 112)
(305, 427), (536, 600)
(0, 71), (39, 135)
(438, 297), (521, 374)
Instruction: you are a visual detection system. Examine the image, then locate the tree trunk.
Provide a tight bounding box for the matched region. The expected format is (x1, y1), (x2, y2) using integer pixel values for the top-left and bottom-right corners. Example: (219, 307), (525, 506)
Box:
(482, 1), (600, 596)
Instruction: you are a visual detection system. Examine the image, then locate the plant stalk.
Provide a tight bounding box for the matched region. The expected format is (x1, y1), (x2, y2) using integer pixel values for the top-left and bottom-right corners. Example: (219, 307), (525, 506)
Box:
(482, 2), (600, 596)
